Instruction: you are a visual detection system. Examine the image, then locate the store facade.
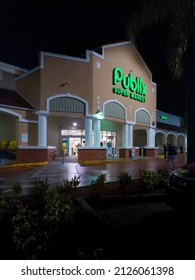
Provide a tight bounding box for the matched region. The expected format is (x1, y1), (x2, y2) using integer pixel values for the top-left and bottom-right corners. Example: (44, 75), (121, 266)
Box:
(155, 110), (187, 154)
(0, 61), (37, 164)
(14, 41), (158, 162)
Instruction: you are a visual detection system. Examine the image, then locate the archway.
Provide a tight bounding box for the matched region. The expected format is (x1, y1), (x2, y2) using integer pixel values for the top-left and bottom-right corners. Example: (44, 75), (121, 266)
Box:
(46, 94), (88, 156)
(134, 109), (150, 147)
(103, 101), (126, 155)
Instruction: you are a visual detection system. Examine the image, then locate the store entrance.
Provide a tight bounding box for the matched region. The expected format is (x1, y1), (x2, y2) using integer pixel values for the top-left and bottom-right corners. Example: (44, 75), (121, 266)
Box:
(62, 136), (85, 156)
(69, 137), (81, 155)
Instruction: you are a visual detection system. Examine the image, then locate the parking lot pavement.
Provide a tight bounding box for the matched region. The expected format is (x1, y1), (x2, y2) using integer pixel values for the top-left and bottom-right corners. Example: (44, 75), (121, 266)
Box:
(0, 154), (186, 195)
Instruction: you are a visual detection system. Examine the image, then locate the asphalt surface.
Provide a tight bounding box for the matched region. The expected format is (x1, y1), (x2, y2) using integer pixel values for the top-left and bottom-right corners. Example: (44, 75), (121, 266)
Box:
(0, 154), (186, 195)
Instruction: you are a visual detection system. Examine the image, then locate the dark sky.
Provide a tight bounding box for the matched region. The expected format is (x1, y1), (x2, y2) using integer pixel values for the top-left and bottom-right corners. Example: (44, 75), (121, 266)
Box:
(0, 1), (186, 117)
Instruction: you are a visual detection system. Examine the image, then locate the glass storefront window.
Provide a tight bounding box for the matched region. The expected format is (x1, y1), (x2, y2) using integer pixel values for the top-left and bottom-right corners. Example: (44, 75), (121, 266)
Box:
(61, 129), (116, 148)
(61, 130), (69, 135)
(61, 129), (85, 136)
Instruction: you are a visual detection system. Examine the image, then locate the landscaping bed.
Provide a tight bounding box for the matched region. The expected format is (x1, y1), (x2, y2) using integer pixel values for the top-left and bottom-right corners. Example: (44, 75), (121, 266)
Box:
(0, 168), (168, 260)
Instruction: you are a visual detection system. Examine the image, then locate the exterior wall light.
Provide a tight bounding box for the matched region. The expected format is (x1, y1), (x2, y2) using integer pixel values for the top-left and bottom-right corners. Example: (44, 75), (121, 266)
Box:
(95, 109), (104, 120)
(59, 81), (71, 87)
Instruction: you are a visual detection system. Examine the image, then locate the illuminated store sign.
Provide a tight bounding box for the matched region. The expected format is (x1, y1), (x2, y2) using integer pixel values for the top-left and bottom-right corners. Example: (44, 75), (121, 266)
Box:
(112, 67), (147, 102)
(160, 115), (168, 120)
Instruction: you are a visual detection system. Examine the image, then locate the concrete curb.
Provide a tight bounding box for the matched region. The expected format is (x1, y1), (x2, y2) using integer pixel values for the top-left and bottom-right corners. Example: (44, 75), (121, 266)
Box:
(0, 162), (48, 168)
(79, 156), (164, 166)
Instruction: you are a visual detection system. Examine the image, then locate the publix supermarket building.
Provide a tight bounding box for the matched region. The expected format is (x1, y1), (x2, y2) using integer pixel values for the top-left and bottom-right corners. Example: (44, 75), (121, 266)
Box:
(0, 41), (187, 163)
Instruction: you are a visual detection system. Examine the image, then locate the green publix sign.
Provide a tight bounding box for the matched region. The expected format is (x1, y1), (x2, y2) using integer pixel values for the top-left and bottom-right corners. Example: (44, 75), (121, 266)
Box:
(112, 67), (147, 102)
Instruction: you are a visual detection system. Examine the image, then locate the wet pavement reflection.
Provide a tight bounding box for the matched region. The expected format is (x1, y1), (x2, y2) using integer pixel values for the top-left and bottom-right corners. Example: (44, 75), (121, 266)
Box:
(0, 155), (186, 195)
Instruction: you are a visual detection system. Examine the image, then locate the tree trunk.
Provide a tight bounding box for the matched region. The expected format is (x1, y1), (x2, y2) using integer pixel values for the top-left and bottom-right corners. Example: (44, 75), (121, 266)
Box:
(186, 34), (195, 163)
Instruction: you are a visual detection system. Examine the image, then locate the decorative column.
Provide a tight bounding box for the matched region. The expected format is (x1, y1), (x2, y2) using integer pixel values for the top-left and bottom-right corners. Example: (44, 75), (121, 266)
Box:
(78, 113), (106, 162)
(119, 123), (130, 158)
(85, 117), (92, 147)
(78, 109), (107, 162)
(122, 123), (129, 147)
(145, 127), (158, 157)
(36, 111), (48, 146)
(16, 110), (57, 164)
(147, 127), (155, 147)
(128, 124), (133, 148)
(94, 118), (101, 147)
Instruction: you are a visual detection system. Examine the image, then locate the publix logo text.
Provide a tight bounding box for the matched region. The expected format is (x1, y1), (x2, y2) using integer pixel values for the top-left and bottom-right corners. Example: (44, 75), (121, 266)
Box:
(112, 67), (147, 102)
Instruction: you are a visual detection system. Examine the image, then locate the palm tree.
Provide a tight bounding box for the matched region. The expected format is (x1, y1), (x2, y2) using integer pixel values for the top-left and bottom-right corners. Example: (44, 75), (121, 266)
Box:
(126, 0), (195, 163)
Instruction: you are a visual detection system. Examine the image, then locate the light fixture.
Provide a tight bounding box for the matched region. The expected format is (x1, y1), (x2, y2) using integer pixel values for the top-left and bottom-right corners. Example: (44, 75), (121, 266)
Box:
(59, 81), (71, 87)
(95, 109), (104, 120)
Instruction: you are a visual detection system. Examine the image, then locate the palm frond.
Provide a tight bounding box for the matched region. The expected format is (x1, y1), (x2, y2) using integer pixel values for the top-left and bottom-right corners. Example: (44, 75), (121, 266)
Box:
(166, 2), (191, 79)
(126, 0), (194, 81)
(126, 0), (178, 42)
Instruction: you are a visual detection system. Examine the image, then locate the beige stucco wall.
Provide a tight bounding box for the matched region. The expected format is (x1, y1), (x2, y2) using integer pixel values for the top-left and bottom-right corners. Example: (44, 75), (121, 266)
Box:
(39, 56), (94, 112)
(18, 122), (37, 146)
(0, 112), (17, 140)
(14, 41), (157, 150)
(91, 43), (156, 123)
(16, 70), (41, 110)
(16, 41), (156, 123)
(0, 109), (37, 146)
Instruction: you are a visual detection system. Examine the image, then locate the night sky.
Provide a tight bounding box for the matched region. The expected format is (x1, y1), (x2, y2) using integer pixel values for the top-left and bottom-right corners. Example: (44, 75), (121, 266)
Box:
(0, 1), (186, 117)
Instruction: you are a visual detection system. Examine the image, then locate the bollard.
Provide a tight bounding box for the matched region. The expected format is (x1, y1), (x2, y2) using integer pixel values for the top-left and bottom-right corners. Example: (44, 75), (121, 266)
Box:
(62, 151), (65, 164)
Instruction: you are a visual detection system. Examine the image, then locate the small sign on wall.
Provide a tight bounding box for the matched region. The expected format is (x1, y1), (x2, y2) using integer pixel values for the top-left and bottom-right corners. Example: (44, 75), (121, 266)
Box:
(22, 133), (28, 143)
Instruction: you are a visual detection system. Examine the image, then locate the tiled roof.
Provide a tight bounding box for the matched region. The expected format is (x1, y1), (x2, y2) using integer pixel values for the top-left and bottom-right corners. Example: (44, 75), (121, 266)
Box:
(0, 88), (34, 110)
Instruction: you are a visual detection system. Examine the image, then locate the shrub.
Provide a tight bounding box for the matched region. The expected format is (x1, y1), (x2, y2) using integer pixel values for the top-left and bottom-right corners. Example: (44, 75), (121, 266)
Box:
(56, 175), (81, 195)
(0, 182), (23, 221)
(156, 168), (169, 188)
(0, 178), (77, 259)
(139, 168), (169, 190)
(70, 175), (81, 188)
(63, 175), (81, 189)
(29, 178), (49, 210)
(29, 178), (49, 198)
(44, 191), (75, 228)
(118, 172), (132, 189)
(12, 206), (49, 260)
(0, 193), (9, 221)
(139, 169), (156, 190)
(11, 182), (22, 197)
(91, 173), (107, 194)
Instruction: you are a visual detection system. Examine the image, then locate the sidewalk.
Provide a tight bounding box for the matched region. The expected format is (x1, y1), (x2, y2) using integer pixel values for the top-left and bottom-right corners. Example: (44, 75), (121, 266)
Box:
(0, 154), (186, 195)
